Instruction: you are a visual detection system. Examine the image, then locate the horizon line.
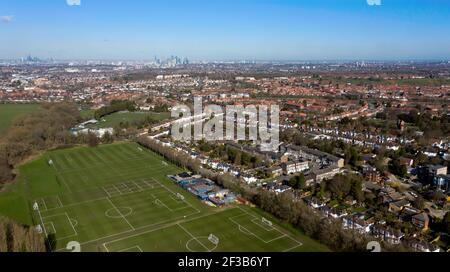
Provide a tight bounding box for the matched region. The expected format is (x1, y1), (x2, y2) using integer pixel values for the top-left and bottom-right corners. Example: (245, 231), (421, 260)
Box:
(1, 58), (450, 63)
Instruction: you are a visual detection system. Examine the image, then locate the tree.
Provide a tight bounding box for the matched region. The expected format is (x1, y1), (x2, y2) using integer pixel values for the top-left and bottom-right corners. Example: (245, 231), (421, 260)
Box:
(324, 173), (364, 203)
(288, 174), (306, 190)
(0, 154), (14, 183)
(297, 173), (306, 190)
(373, 155), (387, 172)
(94, 100), (136, 119)
(345, 146), (360, 167)
(45, 233), (57, 252)
(1, 103), (81, 168)
(412, 195), (425, 210)
(250, 156), (261, 168)
(0, 217), (46, 252)
(87, 133), (99, 147)
(443, 212), (450, 234)
(234, 152), (241, 166)
(326, 175), (351, 200)
(101, 132), (114, 144)
(241, 152), (251, 167)
(153, 103), (169, 113)
(350, 179), (364, 203)
(288, 176), (299, 189)
(389, 158), (407, 177)
(432, 190), (446, 202)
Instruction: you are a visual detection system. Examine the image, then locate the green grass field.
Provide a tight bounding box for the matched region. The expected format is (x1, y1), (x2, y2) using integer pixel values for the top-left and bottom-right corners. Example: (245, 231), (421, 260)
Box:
(0, 104), (41, 135)
(0, 142), (328, 252)
(84, 111), (170, 128)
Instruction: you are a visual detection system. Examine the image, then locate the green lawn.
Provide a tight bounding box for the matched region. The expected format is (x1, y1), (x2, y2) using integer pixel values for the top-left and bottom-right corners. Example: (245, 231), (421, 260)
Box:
(80, 108), (95, 119)
(0, 104), (42, 135)
(88, 111), (170, 128)
(0, 142), (328, 252)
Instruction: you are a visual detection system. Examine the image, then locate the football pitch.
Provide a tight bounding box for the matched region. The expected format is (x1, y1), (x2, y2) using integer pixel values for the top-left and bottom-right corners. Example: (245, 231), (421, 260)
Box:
(21, 142), (328, 252)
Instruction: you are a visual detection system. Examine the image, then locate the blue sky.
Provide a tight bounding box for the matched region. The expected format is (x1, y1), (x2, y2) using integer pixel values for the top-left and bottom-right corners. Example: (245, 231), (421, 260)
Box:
(1, 0), (450, 60)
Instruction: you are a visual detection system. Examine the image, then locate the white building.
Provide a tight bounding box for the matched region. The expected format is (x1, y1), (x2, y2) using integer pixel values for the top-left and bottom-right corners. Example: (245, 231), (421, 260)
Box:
(283, 161), (309, 175)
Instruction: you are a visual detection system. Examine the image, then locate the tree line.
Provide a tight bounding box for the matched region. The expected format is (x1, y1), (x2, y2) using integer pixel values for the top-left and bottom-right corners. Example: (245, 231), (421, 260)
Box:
(0, 216), (46, 252)
(136, 136), (408, 252)
(94, 100), (136, 120)
(198, 141), (266, 169)
(0, 103), (82, 185)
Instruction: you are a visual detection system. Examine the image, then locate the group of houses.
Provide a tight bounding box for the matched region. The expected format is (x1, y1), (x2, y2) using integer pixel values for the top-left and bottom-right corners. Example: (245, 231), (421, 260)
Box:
(302, 186), (441, 252)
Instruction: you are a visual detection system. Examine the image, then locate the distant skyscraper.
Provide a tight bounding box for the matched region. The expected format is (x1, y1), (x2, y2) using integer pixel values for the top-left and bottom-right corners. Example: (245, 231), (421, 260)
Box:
(152, 55), (189, 68)
(154, 56), (161, 65)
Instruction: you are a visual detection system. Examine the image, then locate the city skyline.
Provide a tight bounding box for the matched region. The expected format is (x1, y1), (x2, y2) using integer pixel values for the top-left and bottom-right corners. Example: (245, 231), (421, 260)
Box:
(1, 0), (450, 61)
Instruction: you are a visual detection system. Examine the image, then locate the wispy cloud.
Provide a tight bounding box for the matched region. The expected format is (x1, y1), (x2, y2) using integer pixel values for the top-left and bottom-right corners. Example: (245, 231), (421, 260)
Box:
(367, 0), (382, 6)
(66, 0), (81, 6)
(0, 15), (14, 23)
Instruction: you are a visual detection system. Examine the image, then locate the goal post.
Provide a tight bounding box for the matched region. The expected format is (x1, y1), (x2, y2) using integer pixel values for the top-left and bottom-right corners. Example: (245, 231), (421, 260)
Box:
(262, 217), (273, 227)
(176, 193), (185, 200)
(35, 224), (43, 234)
(208, 234), (219, 245)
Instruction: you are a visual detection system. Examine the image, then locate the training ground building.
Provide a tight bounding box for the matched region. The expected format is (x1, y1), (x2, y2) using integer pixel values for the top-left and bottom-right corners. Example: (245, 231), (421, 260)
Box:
(168, 172), (236, 206)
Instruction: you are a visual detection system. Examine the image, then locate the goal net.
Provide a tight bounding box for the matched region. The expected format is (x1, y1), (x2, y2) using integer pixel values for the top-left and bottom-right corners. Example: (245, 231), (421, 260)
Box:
(208, 234), (219, 245)
(262, 217), (273, 227)
(35, 224), (43, 234)
(176, 193), (185, 200)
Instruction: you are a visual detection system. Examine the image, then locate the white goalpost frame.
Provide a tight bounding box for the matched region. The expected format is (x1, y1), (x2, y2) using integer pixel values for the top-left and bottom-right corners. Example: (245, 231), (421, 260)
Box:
(35, 224), (43, 234)
(208, 234), (219, 245)
(262, 217), (273, 227)
(176, 193), (185, 200)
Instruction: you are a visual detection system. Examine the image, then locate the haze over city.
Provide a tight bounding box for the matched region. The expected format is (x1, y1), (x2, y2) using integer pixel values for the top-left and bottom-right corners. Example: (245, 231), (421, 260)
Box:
(1, 0), (450, 61)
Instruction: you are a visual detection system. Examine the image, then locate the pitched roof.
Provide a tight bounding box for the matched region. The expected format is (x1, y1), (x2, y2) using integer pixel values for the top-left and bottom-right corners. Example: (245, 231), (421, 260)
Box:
(412, 212), (429, 222)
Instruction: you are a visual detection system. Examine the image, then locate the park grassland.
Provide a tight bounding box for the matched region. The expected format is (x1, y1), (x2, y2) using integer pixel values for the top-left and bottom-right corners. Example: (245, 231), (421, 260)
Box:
(0, 142), (328, 252)
(82, 110), (170, 128)
(0, 104), (42, 135)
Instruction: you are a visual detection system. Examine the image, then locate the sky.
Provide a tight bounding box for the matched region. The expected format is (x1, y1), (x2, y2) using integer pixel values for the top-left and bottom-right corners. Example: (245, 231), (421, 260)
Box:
(1, 0), (450, 61)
